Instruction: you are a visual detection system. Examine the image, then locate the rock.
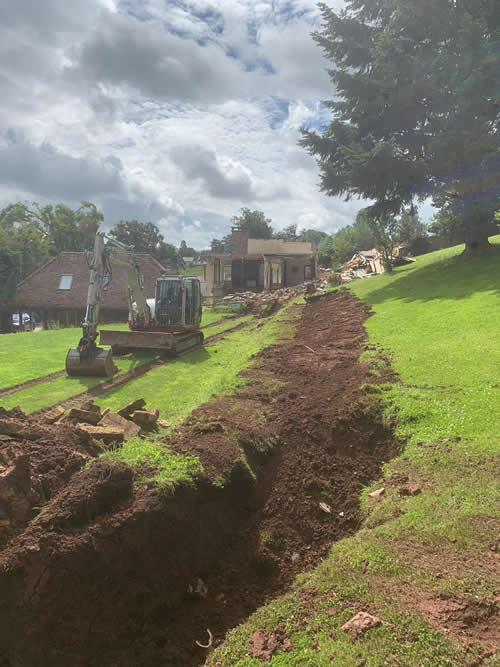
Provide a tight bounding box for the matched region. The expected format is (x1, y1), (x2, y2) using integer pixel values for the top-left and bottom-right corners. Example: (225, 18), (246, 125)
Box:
(319, 502), (332, 514)
(132, 409), (159, 427)
(341, 612), (382, 639)
(98, 412), (141, 440)
(76, 424), (124, 445)
(158, 419), (172, 428)
(65, 408), (101, 426)
(79, 400), (101, 414)
(399, 485), (421, 496)
(341, 612), (395, 640)
(42, 405), (65, 424)
(368, 487), (385, 500)
(118, 398), (146, 418)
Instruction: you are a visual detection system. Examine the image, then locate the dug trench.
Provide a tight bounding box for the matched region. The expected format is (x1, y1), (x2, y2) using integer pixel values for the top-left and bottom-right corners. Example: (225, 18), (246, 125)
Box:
(0, 290), (399, 667)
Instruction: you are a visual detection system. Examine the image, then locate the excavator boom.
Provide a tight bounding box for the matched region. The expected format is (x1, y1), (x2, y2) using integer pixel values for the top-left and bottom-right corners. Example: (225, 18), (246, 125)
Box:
(65, 234), (203, 378)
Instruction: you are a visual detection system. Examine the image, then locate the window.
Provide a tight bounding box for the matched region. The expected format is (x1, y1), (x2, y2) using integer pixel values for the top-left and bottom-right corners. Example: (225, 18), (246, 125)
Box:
(58, 274), (73, 290)
(102, 275), (111, 290)
(304, 265), (312, 280)
(272, 262), (282, 284)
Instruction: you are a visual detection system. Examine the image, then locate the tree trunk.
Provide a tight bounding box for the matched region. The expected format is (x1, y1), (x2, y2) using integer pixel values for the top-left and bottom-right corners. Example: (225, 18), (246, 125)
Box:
(462, 214), (492, 256)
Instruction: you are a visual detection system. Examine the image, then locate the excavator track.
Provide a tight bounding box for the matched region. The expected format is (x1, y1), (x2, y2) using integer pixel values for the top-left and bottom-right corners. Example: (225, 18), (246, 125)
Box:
(99, 330), (204, 355)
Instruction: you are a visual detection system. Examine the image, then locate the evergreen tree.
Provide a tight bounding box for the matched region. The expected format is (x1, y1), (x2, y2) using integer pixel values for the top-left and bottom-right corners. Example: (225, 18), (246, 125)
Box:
(300, 0), (500, 255)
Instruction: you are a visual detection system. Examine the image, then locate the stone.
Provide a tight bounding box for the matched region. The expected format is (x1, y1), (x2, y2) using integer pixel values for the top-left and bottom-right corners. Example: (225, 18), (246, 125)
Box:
(132, 409), (159, 427)
(76, 424), (124, 445)
(66, 408), (101, 426)
(42, 405), (65, 424)
(399, 485), (421, 496)
(341, 612), (382, 639)
(118, 398), (146, 418)
(368, 487), (385, 500)
(99, 412), (141, 440)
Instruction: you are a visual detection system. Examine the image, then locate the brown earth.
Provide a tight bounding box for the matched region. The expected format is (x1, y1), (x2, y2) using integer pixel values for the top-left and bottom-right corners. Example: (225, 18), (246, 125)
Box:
(0, 290), (398, 667)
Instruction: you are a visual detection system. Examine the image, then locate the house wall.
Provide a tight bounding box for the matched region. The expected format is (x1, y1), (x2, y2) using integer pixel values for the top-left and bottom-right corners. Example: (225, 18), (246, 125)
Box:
(285, 257), (315, 286)
(247, 239), (313, 255)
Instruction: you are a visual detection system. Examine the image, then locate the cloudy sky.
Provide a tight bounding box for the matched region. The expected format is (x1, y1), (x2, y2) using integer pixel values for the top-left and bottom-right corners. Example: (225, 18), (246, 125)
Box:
(0, 0), (371, 248)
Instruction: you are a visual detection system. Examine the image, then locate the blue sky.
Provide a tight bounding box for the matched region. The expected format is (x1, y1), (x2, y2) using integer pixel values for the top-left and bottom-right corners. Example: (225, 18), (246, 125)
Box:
(0, 0), (378, 248)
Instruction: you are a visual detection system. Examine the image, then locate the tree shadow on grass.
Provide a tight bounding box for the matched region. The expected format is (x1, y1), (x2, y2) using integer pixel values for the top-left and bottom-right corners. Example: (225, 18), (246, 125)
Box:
(361, 249), (500, 306)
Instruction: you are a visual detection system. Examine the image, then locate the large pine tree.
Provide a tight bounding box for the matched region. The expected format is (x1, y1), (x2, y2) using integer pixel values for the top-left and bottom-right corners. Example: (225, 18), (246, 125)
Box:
(300, 0), (500, 254)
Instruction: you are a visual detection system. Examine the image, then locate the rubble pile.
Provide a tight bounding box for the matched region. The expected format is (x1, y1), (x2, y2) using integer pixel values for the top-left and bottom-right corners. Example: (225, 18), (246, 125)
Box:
(0, 398), (162, 543)
(220, 277), (330, 314)
(340, 247), (415, 283)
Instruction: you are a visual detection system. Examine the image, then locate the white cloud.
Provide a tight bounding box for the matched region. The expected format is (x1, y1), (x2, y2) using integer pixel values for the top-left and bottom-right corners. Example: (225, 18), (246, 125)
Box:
(0, 0), (367, 249)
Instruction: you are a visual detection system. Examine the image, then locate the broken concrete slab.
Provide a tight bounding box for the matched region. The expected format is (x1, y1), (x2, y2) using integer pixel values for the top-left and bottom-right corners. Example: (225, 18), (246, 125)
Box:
(341, 611), (396, 639)
(118, 399), (146, 418)
(65, 409), (102, 426)
(132, 409), (159, 427)
(42, 405), (65, 425)
(99, 412), (141, 440)
(76, 424), (124, 445)
(368, 487), (385, 500)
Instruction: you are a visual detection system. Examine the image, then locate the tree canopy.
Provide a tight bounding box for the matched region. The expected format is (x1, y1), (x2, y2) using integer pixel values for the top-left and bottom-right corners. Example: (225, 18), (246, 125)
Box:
(300, 0), (500, 254)
(231, 208), (274, 239)
(109, 219), (183, 269)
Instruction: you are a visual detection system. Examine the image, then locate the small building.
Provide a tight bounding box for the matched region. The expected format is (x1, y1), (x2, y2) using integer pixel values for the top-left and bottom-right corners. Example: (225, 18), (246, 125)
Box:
(205, 228), (317, 304)
(15, 251), (165, 328)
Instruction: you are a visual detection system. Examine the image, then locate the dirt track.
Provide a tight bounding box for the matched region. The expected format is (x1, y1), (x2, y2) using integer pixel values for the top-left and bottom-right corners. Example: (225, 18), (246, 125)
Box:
(0, 291), (397, 666)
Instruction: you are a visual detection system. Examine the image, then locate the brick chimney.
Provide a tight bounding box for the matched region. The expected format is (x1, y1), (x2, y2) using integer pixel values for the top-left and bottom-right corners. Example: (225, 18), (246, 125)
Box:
(231, 227), (249, 255)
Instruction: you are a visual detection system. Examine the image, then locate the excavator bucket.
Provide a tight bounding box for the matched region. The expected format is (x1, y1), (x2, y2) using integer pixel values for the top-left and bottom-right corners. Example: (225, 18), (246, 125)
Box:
(65, 347), (116, 378)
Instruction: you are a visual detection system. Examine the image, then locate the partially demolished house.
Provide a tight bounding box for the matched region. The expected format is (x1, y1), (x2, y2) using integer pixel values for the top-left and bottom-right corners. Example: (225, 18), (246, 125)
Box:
(205, 228), (317, 304)
(340, 244), (414, 283)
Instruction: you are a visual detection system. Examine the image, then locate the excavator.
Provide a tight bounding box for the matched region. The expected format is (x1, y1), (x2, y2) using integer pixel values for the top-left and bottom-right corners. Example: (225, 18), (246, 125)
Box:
(65, 232), (203, 378)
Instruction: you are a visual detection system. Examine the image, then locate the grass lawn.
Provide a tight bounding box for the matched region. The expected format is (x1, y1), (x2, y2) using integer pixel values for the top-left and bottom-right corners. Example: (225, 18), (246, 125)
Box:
(0, 313), (255, 416)
(209, 238), (500, 666)
(96, 310), (293, 424)
(0, 351), (157, 413)
(0, 311), (233, 393)
(0, 324), (123, 391)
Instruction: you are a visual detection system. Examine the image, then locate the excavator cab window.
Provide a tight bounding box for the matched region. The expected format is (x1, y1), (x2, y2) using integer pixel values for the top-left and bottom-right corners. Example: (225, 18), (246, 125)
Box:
(155, 279), (183, 326)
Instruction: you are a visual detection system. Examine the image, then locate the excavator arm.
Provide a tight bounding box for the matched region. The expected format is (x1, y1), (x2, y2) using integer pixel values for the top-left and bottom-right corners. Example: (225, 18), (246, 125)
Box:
(66, 232), (150, 377)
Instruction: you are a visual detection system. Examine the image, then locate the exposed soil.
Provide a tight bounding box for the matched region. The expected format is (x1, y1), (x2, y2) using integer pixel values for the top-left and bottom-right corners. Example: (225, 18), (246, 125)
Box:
(0, 290), (399, 667)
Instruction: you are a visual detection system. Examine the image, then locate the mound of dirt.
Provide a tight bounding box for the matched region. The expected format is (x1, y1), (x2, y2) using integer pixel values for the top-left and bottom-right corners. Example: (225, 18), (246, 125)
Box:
(0, 407), (103, 545)
(0, 291), (398, 667)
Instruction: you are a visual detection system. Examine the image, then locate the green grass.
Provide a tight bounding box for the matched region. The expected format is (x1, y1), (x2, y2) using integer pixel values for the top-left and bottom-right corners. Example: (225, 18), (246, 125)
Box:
(96, 308), (297, 425)
(100, 437), (203, 496)
(0, 322), (130, 390)
(178, 264), (205, 277)
(0, 351), (157, 413)
(210, 237), (500, 666)
(0, 315), (252, 415)
(201, 310), (233, 328)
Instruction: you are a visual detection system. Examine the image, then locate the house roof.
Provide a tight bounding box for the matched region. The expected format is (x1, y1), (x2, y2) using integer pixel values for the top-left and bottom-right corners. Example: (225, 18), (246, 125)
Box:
(16, 252), (165, 310)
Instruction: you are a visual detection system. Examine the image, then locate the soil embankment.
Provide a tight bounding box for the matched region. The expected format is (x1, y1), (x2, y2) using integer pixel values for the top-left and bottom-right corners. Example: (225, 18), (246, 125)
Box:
(0, 291), (398, 666)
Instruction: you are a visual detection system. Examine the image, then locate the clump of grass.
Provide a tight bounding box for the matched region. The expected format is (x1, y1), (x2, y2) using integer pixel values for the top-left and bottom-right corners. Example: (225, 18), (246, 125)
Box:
(100, 437), (203, 497)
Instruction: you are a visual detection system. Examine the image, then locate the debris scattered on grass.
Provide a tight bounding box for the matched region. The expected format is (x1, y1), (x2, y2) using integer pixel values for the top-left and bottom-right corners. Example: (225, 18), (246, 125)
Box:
(341, 611), (395, 639)
(399, 485), (421, 496)
(368, 487), (385, 500)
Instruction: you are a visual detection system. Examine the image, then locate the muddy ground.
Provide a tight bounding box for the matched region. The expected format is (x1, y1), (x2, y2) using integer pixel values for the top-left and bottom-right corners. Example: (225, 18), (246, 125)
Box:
(0, 291), (398, 666)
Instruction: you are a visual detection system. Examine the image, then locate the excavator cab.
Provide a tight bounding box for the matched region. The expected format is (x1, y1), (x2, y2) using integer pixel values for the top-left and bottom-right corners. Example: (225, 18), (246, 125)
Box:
(154, 277), (202, 329)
